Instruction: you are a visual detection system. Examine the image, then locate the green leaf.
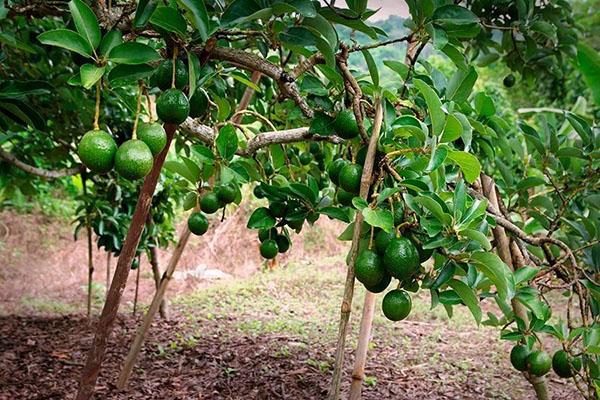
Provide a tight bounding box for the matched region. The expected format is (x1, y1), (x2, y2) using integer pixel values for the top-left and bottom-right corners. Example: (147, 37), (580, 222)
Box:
(447, 279), (482, 324)
(216, 124), (238, 161)
(221, 0), (263, 26)
(474, 92), (495, 117)
(108, 64), (154, 85)
(164, 160), (197, 183)
(441, 44), (467, 70)
(38, 29), (93, 58)
(352, 197), (369, 211)
(98, 30), (123, 56)
(446, 66), (477, 103)
(414, 196), (452, 225)
(414, 79), (445, 136)
(280, 26), (316, 47)
(440, 114), (463, 143)
(361, 49), (379, 87)
(231, 72), (261, 92)
(108, 42), (161, 65)
(446, 150), (481, 184)
(176, 0), (210, 40)
(133, 0), (159, 28)
(470, 251), (515, 300)
(362, 208), (394, 233)
(273, 0), (316, 17)
(432, 5), (479, 25)
(309, 111), (336, 135)
(514, 266), (539, 284)
(425, 145), (447, 172)
(577, 43), (600, 106)
(319, 206), (350, 223)
(150, 6), (188, 36)
(383, 60), (409, 80)
(0, 80), (52, 98)
(0, 99), (46, 130)
(247, 207), (276, 229)
(460, 228), (491, 251)
(69, 0), (101, 50)
(516, 176), (546, 191)
(80, 64), (105, 89)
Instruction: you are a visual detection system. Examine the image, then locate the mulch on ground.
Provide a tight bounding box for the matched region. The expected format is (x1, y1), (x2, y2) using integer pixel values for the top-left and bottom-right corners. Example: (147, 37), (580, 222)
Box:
(0, 313), (579, 400)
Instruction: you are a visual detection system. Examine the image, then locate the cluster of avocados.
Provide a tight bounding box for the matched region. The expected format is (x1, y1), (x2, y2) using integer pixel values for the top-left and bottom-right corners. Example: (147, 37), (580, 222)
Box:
(253, 183), (321, 259)
(78, 58), (209, 180)
(353, 207), (432, 322)
(78, 122), (166, 180)
(257, 227), (290, 259)
(510, 345), (582, 378)
(187, 183), (238, 236)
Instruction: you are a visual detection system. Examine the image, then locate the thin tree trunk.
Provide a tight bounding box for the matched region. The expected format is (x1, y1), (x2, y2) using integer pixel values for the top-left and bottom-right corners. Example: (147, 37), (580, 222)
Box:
(344, 37), (419, 400)
(82, 174), (94, 319)
(329, 98), (383, 400)
(149, 246), (168, 319)
(480, 174), (550, 400)
(106, 252), (111, 299)
(75, 125), (175, 400)
(117, 224), (192, 388)
(132, 257), (140, 315)
(349, 291), (376, 400)
(231, 71), (261, 125)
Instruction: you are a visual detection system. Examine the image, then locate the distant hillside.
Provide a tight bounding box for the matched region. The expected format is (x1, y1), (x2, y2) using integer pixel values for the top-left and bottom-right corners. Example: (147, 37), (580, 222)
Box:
(338, 15), (413, 84)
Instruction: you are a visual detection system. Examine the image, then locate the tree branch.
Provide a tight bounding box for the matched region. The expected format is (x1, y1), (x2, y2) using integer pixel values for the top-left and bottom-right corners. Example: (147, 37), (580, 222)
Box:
(0, 148), (82, 179)
(180, 119), (342, 156)
(206, 47), (314, 118)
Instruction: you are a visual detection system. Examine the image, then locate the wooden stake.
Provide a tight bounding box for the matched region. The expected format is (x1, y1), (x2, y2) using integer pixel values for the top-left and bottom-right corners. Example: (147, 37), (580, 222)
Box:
(116, 224), (192, 388)
(106, 252), (111, 299)
(149, 246), (168, 319)
(329, 98), (383, 400)
(349, 291), (376, 400)
(480, 174), (550, 400)
(82, 173), (94, 319)
(133, 257), (140, 316)
(75, 125), (176, 400)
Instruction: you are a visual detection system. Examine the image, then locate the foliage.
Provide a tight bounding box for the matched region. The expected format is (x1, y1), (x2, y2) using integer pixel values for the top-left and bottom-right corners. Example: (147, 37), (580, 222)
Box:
(1, 0), (599, 398)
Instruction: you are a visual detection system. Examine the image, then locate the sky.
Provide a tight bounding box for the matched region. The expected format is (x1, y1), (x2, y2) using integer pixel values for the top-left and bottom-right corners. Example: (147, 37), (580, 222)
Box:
(366, 0), (409, 20)
(319, 0), (409, 20)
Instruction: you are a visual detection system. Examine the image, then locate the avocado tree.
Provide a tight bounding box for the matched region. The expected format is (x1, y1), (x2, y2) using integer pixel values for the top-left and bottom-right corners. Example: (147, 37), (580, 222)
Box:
(1, 0), (599, 399)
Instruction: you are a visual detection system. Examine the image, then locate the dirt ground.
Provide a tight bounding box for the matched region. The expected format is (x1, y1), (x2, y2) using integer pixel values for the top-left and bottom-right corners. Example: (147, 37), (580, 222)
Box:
(0, 210), (580, 399)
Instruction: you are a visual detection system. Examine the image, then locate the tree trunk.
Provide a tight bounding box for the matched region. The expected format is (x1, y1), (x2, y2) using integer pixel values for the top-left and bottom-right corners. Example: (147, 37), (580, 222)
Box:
(75, 125), (175, 400)
(329, 98), (383, 400)
(106, 252), (111, 299)
(117, 224), (192, 388)
(349, 291), (376, 400)
(480, 174), (550, 400)
(132, 258), (140, 316)
(82, 174), (94, 319)
(149, 246), (168, 319)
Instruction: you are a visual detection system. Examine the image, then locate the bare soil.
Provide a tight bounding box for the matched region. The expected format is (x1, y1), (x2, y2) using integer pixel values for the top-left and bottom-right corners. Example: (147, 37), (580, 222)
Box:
(0, 210), (580, 399)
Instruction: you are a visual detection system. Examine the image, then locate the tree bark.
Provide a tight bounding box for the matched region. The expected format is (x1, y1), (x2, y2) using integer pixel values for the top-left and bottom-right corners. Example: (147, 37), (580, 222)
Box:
(82, 173), (94, 319)
(349, 291), (376, 400)
(75, 125), (175, 400)
(105, 252), (111, 299)
(117, 224), (192, 388)
(480, 174), (550, 400)
(149, 246), (168, 319)
(0, 148), (82, 179)
(132, 258), (140, 316)
(329, 98), (383, 400)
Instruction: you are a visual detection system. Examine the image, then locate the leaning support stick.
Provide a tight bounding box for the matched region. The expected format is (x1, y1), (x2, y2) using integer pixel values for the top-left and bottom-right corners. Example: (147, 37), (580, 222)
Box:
(481, 174), (550, 400)
(75, 125), (176, 400)
(329, 98), (383, 400)
(116, 224), (192, 388)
